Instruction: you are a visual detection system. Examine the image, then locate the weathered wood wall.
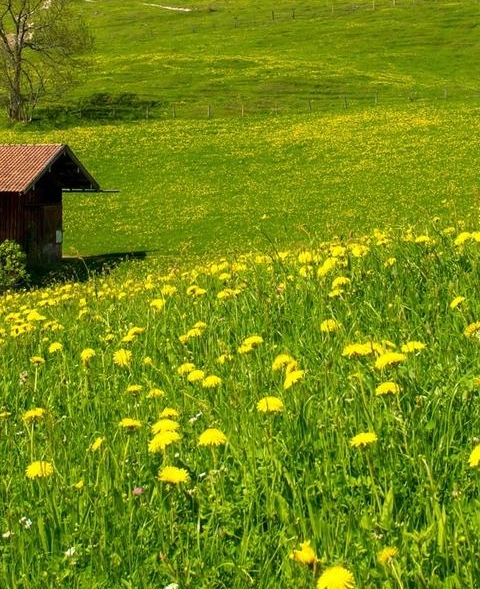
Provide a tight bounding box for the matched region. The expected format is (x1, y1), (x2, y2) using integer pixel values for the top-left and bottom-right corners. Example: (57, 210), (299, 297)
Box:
(0, 171), (63, 262)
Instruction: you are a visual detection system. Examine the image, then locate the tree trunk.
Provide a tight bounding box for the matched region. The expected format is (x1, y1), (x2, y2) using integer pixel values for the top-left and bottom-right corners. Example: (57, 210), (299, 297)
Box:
(8, 48), (26, 121)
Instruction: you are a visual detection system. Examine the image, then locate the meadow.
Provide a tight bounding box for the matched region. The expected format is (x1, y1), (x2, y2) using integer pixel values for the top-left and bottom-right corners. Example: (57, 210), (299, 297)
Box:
(2, 102), (480, 262)
(2, 227), (480, 588)
(2, 0), (480, 587)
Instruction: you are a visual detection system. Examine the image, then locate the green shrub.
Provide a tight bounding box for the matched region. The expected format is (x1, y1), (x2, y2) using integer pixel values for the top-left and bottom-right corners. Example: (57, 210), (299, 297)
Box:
(0, 240), (28, 292)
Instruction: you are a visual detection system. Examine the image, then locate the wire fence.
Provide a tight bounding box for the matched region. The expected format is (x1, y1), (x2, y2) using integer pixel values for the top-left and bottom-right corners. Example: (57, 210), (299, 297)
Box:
(36, 0), (480, 122)
(38, 86), (480, 124)
(158, 0), (480, 32)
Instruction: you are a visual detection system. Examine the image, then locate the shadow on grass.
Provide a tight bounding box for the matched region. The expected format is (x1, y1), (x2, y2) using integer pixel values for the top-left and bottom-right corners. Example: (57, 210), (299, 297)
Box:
(28, 250), (151, 288)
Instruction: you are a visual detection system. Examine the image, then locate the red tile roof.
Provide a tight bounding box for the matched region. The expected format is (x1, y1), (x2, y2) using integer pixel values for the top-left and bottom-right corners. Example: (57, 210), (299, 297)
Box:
(0, 144), (65, 193)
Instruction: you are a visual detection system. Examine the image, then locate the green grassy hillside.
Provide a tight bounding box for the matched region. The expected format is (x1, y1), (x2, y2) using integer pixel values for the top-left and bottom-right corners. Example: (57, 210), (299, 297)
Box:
(3, 2), (480, 588)
(51, 0), (480, 120)
(3, 103), (480, 260)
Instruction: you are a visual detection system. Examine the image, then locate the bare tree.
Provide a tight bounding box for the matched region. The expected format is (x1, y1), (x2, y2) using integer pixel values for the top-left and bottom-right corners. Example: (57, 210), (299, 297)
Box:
(0, 0), (92, 122)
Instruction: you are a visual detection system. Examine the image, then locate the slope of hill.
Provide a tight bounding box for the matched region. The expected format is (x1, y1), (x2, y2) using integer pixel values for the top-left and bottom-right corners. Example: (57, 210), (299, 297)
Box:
(59, 0), (480, 119)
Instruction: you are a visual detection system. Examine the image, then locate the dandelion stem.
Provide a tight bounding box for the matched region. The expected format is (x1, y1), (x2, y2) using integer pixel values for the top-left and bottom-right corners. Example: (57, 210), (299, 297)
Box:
(390, 562), (405, 589)
(365, 452), (382, 513)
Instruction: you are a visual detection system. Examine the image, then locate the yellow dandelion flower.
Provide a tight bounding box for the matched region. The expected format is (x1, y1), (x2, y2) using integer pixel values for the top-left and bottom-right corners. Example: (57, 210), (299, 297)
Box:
(185, 327), (203, 339)
(238, 335), (263, 354)
(113, 349), (132, 367)
(450, 296), (465, 310)
(317, 257), (338, 277)
(272, 353), (295, 371)
(217, 353), (232, 364)
(26, 460), (54, 479)
(331, 276), (351, 289)
(375, 352), (406, 370)
(80, 348), (96, 364)
(72, 479), (85, 490)
(320, 319), (342, 333)
(285, 359), (299, 373)
(118, 418), (142, 430)
(298, 250), (314, 264)
(0, 410), (11, 419)
(342, 343), (375, 358)
(414, 234), (432, 245)
(217, 288), (241, 299)
(187, 369), (205, 383)
(158, 465), (189, 484)
(290, 540), (318, 566)
(328, 288), (344, 298)
(454, 231), (472, 246)
(257, 396), (284, 413)
(375, 382), (401, 396)
(350, 432), (378, 448)
(299, 265), (313, 278)
(126, 384), (143, 395)
(89, 436), (105, 452)
(30, 356), (45, 366)
(202, 375), (222, 388)
(151, 418), (180, 434)
(245, 335), (263, 346)
(161, 284), (177, 296)
(284, 369), (304, 389)
(146, 387), (164, 399)
(48, 342), (63, 354)
(186, 285), (207, 296)
(150, 298), (165, 311)
(198, 427), (227, 447)
(143, 356), (154, 366)
(464, 322), (480, 339)
(349, 243), (369, 258)
(401, 341), (426, 353)
(148, 430), (181, 452)
(127, 326), (145, 337)
(384, 257), (396, 267)
(469, 444), (480, 467)
(22, 408), (46, 424)
(317, 565), (355, 589)
(177, 362), (196, 375)
(159, 407), (179, 418)
(26, 310), (46, 322)
(377, 546), (399, 566)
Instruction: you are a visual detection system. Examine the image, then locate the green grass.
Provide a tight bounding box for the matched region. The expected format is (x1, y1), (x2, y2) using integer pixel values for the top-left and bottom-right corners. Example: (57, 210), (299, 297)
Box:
(2, 228), (480, 587)
(22, 0), (479, 121)
(2, 1), (480, 586)
(2, 102), (480, 260)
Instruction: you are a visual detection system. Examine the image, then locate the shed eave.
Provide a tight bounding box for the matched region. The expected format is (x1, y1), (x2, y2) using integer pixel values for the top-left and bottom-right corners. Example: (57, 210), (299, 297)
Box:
(17, 144), (100, 194)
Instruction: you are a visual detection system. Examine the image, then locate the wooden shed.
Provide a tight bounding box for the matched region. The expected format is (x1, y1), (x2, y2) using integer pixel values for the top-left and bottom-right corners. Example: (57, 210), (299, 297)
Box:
(0, 144), (100, 264)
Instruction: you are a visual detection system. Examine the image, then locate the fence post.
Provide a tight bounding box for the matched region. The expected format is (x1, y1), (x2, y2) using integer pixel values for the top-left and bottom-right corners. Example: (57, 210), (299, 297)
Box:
(207, 104), (212, 118)
(172, 104), (176, 118)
